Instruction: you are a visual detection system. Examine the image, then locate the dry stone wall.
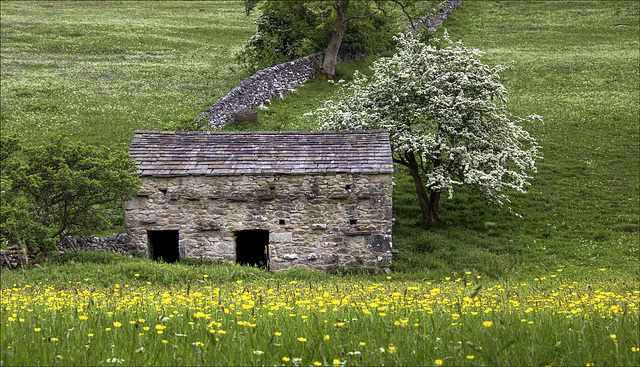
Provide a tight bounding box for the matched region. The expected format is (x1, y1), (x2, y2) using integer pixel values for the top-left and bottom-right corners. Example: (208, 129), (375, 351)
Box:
(124, 173), (394, 272)
(198, 0), (461, 129)
(198, 52), (325, 128)
(57, 233), (132, 254)
(407, 0), (461, 34)
(1, 233), (132, 268)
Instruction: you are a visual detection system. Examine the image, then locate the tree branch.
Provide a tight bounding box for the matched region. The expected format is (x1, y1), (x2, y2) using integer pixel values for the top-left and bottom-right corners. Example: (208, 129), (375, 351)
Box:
(388, 0), (416, 26)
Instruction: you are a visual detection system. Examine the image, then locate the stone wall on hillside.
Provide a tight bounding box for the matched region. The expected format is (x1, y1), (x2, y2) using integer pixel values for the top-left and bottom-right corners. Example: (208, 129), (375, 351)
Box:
(198, 52), (325, 129)
(198, 0), (462, 129)
(407, 0), (461, 34)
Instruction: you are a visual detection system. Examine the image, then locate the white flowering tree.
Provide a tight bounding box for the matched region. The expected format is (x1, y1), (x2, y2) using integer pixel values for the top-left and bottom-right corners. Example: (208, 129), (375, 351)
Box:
(317, 32), (542, 223)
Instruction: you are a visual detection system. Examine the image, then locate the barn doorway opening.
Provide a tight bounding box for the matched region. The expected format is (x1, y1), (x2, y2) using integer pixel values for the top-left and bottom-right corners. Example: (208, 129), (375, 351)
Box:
(235, 230), (269, 269)
(147, 230), (180, 263)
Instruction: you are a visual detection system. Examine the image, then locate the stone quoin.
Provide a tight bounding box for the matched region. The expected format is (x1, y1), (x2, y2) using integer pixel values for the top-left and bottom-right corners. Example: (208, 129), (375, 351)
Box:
(123, 130), (395, 272)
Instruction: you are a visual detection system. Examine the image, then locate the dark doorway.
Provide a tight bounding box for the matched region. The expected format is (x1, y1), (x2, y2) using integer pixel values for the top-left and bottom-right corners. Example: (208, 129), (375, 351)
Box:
(147, 230), (180, 263)
(235, 230), (269, 268)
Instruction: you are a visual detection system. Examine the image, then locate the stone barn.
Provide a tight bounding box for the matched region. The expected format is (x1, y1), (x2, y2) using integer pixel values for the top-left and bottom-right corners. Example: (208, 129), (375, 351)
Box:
(123, 130), (395, 272)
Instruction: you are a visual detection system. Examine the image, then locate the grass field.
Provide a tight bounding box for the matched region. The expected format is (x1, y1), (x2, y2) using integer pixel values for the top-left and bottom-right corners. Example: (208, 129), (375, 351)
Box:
(1, 1), (638, 272)
(1, 1), (639, 365)
(1, 256), (638, 366)
(0, 1), (257, 149)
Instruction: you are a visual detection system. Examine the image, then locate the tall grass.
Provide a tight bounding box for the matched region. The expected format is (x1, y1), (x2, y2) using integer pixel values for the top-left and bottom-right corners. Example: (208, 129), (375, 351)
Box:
(1, 258), (638, 366)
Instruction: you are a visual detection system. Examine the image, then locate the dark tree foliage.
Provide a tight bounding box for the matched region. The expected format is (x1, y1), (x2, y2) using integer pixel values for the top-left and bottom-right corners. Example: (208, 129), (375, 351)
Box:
(238, 0), (420, 76)
(0, 135), (140, 252)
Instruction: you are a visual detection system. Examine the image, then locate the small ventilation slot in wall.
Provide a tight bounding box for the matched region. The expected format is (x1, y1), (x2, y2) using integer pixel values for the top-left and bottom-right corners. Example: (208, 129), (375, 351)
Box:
(269, 186), (276, 191)
(159, 189), (167, 195)
(349, 219), (358, 225)
(279, 219), (286, 225)
(345, 184), (352, 190)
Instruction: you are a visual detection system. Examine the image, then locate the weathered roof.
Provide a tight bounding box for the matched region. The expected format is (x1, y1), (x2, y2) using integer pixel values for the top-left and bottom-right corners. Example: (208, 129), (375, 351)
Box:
(129, 130), (393, 176)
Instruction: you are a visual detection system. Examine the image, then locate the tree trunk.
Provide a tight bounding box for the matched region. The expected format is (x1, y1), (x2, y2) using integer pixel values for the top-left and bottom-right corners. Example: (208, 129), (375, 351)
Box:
(406, 157), (441, 224)
(322, 0), (349, 79)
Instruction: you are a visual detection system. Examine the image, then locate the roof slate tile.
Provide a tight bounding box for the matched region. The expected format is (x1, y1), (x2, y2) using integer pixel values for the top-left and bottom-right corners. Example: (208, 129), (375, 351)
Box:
(129, 130), (393, 176)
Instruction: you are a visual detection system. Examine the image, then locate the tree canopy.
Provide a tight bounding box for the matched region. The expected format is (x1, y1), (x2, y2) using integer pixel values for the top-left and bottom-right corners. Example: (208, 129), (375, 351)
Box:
(241, 0), (432, 78)
(317, 32), (543, 223)
(0, 135), (141, 251)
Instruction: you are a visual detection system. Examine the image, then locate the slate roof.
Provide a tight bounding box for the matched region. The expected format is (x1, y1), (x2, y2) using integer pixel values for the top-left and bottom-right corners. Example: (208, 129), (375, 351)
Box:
(129, 130), (393, 176)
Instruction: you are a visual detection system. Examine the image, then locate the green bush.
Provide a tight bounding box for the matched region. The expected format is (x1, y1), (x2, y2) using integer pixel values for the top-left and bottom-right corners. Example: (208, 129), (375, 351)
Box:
(0, 135), (140, 254)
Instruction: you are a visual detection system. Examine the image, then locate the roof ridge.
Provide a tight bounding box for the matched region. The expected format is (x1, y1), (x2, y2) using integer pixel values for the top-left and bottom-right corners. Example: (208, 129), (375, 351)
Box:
(133, 129), (389, 135)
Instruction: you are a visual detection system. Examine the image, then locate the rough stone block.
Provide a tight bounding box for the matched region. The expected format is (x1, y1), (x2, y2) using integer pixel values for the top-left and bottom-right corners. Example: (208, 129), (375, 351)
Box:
(195, 220), (221, 231)
(366, 234), (392, 252)
(270, 232), (292, 243)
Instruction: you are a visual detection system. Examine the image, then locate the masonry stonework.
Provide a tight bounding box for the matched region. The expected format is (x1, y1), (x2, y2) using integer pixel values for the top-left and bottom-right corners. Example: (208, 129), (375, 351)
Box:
(124, 130), (395, 273)
(124, 173), (393, 272)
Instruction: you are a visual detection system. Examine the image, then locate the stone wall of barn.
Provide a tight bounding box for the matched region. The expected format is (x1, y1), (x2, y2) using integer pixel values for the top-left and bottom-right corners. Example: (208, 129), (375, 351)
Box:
(123, 173), (394, 273)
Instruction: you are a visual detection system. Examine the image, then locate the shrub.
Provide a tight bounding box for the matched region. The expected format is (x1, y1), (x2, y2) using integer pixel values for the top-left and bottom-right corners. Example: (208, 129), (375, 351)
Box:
(1, 135), (141, 253)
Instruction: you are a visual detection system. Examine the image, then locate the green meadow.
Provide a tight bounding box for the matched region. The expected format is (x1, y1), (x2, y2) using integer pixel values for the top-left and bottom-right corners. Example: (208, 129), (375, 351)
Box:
(1, 1), (638, 273)
(0, 1), (257, 150)
(1, 261), (638, 366)
(1, 1), (638, 275)
(1, 1), (639, 364)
